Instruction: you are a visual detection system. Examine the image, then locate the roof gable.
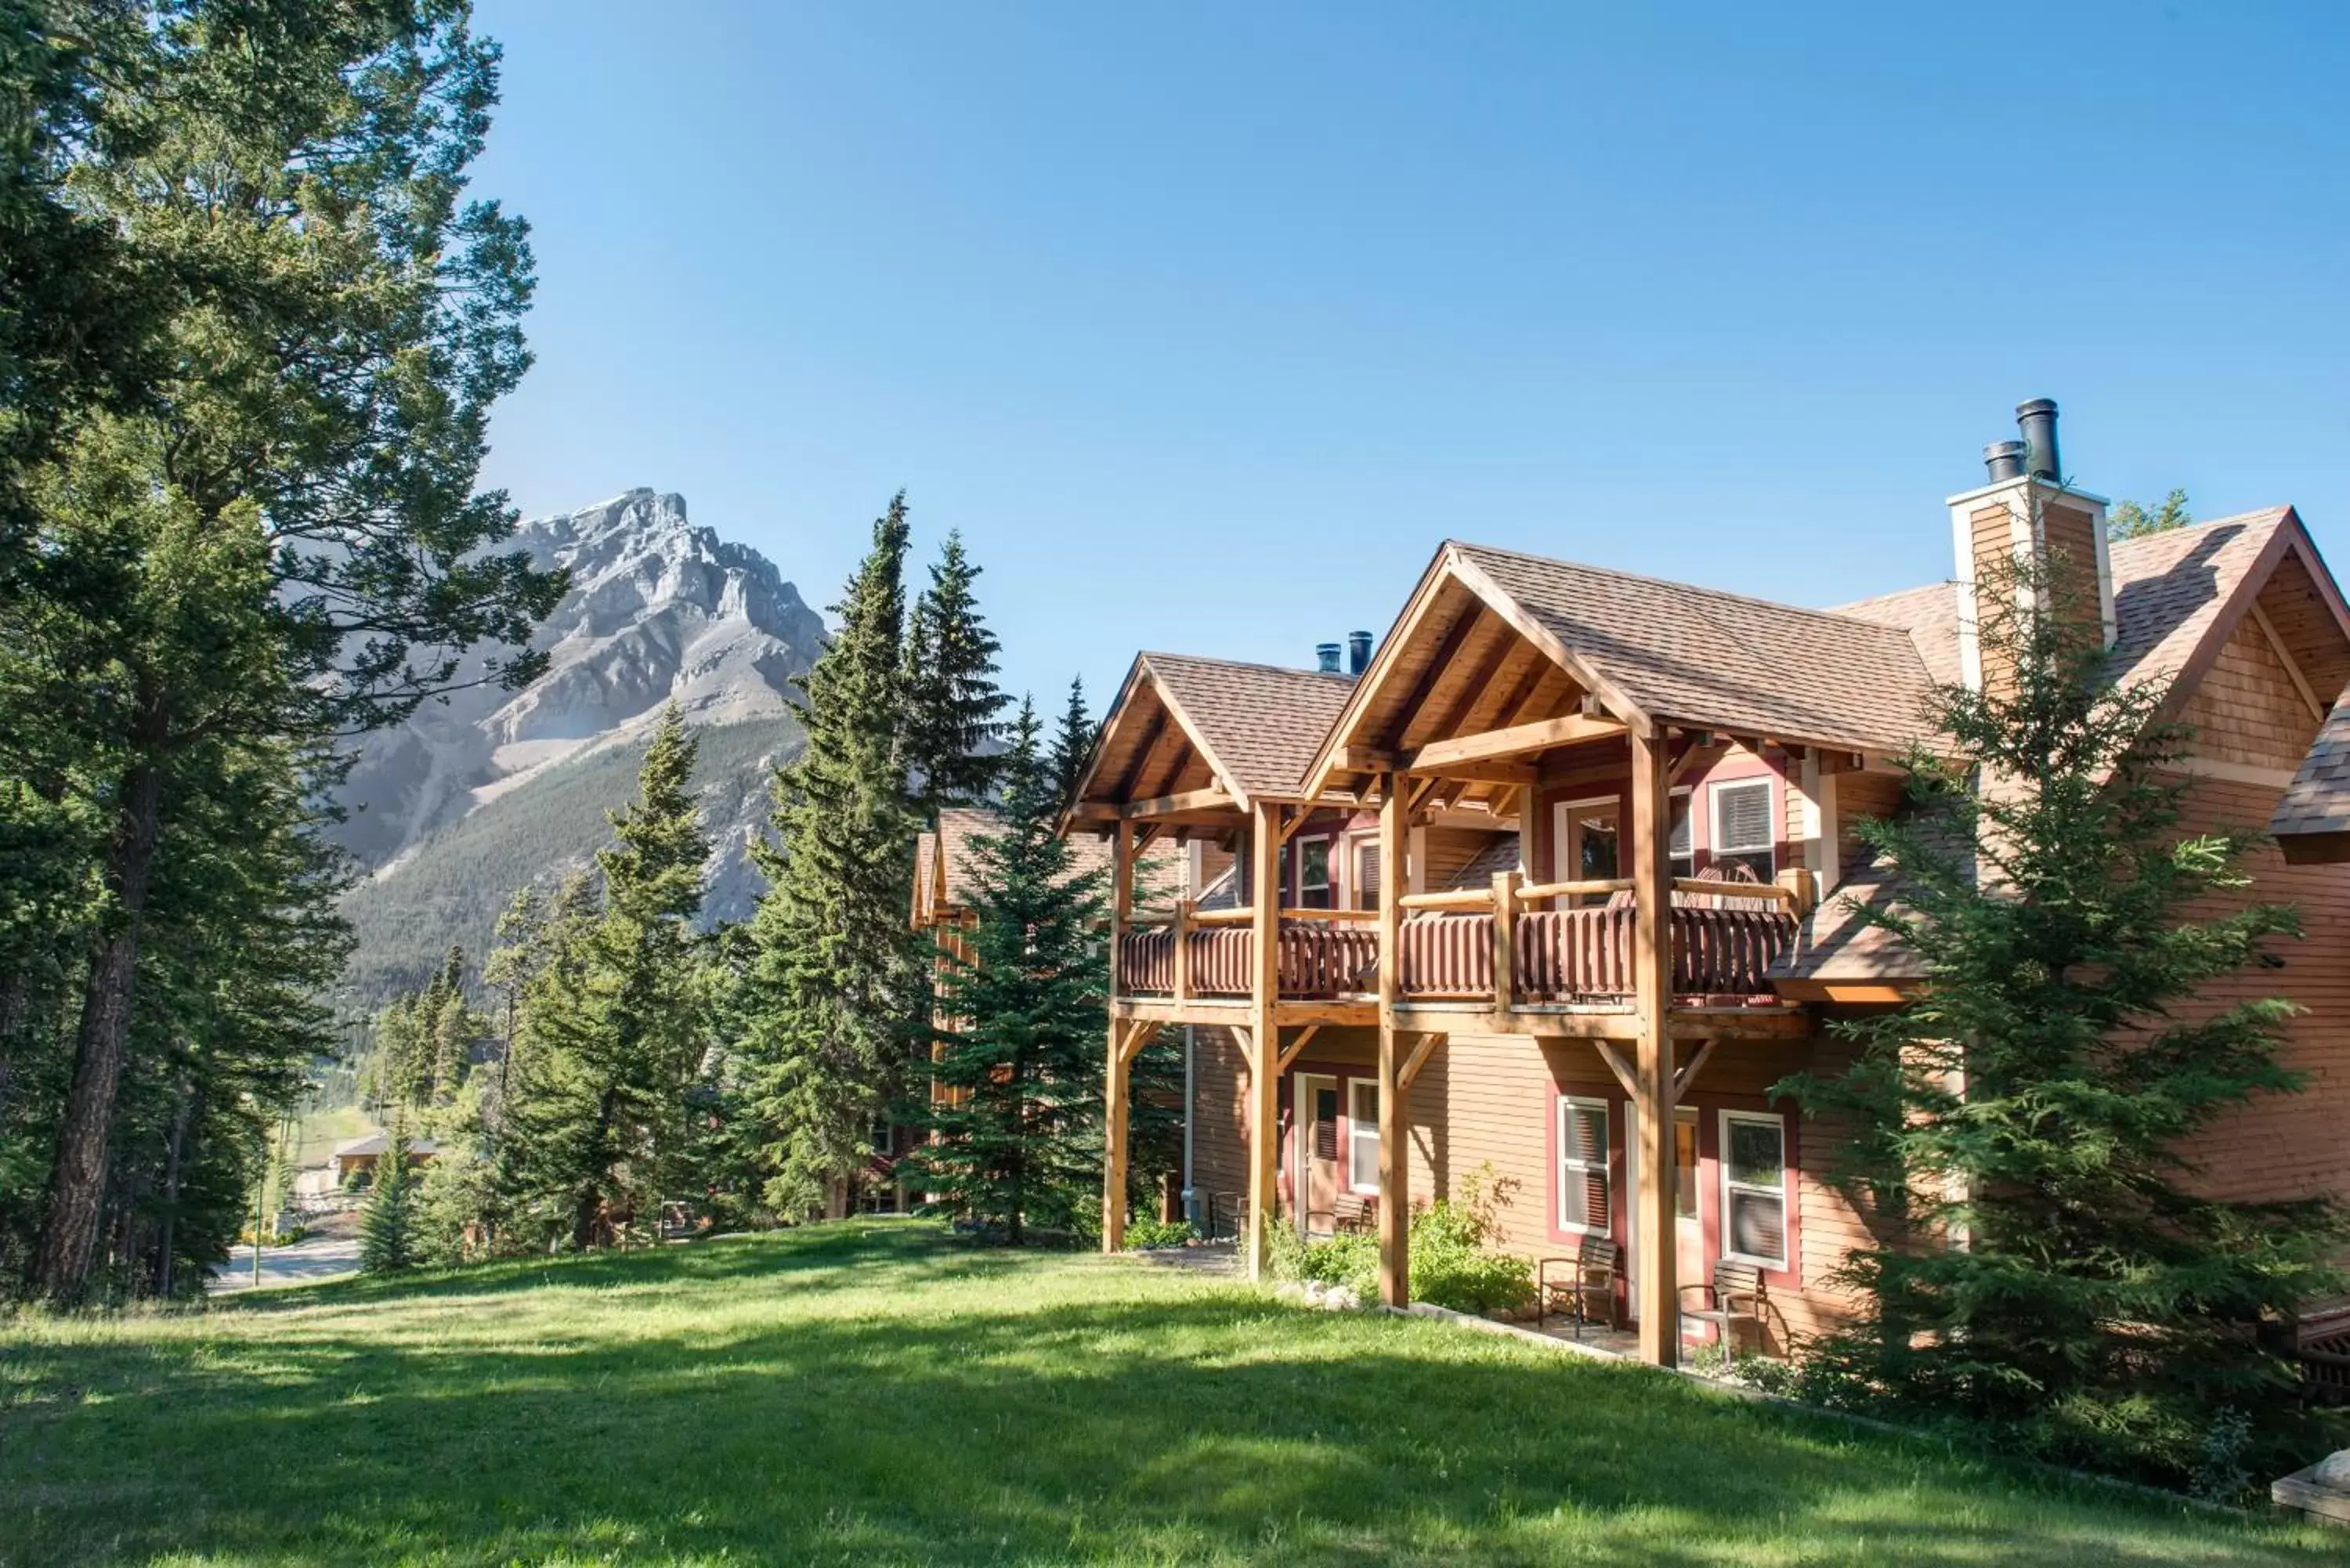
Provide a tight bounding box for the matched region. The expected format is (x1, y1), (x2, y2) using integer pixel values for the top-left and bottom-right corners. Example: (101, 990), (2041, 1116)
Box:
(1071, 651), (1355, 812)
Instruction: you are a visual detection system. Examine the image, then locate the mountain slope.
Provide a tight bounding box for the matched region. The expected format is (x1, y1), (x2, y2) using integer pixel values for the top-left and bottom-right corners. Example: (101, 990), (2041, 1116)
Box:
(333, 490), (827, 1003)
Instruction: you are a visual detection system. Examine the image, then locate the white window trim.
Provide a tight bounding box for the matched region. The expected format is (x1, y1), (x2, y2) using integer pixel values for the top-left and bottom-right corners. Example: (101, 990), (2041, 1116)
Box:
(1347, 1078), (1380, 1194)
(1719, 1108), (1788, 1270)
(1344, 830), (1379, 912)
(1296, 834), (1332, 906)
(1709, 778), (1776, 878)
(1556, 1095), (1611, 1237)
(1667, 784), (1695, 878)
(1673, 1105), (1700, 1224)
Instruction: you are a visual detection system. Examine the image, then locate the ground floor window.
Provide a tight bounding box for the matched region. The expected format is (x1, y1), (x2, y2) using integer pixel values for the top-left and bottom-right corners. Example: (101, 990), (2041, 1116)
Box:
(1556, 1097), (1611, 1234)
(1721, 1110), (1788, 1268)
(1348, 1078), (1379, 1192)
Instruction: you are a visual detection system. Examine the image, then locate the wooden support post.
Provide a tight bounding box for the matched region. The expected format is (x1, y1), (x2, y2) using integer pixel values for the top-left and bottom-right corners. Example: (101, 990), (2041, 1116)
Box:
(1377, 770), (1411, 1308)
(1101, 822), (1136, 1255)
(1244, 803), (1282, 1281)
(1630, 728), (1678, 1366)
(1173, 898), (1194, 1002)
(1103, 1021), (1134, 1252)
(1491, 867), (1521, 1013)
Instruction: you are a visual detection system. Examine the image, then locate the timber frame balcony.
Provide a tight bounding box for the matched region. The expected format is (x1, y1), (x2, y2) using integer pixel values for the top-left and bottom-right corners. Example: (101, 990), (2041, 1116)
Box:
(1387, 871), (1804, 1038)
(1112, 905), (1379, 1024)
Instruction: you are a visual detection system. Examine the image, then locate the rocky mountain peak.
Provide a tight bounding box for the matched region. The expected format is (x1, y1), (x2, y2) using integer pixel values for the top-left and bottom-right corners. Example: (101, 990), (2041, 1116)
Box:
(334, 489), (827, 872)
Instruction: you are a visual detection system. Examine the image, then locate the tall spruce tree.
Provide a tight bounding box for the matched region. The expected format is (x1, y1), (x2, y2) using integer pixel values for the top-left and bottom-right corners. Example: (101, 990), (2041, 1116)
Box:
(1777, 547), (2347, 1487)
(1048, 677), (1096, 809)
(507, 705), (711, 1248)
(359, 1129), (419, 1274)
(916, 701), (1108, 1240)
(739, 497), (920, 1217)
(901, 530), (1009, 817)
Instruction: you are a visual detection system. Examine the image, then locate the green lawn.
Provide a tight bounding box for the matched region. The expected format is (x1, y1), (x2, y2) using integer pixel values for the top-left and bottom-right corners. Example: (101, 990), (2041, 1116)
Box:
(0, 1224), (2336, 1566)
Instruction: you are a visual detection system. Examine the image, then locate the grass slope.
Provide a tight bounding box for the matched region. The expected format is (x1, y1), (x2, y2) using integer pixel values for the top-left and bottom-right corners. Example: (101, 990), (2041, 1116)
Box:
(339, 716), (797, 1005)
(1, 1225), (2336, 1566)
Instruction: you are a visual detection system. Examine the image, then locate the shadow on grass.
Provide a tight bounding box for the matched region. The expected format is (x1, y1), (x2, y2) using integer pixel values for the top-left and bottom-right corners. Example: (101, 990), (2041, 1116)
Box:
(3, 1226), (2334, 1567)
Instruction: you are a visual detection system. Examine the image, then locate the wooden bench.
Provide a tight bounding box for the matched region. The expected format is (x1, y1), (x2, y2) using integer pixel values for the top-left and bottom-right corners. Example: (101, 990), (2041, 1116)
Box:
(1536, 1237), (1620, 1337)
(1680, 1260), (1768, 1354)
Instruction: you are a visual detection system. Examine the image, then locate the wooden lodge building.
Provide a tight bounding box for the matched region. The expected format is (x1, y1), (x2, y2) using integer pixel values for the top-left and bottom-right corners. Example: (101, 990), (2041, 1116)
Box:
(1065, 399), (2350, 1367)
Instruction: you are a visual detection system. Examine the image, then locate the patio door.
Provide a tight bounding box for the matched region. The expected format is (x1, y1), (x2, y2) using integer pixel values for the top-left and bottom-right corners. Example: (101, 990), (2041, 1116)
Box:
(1552, 797), (1622, 906)
(1292, 1074), (1340, 1237)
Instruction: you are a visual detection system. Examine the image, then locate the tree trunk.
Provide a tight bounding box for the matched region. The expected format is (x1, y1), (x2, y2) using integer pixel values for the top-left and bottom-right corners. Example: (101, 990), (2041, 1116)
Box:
(152, 1070), (199, 1298)
(570, 1085), (620, 1250)
(30, 760), (165, 1304)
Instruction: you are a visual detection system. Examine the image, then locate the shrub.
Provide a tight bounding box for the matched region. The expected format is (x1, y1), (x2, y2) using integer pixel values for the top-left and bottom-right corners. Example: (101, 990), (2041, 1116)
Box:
(1261, 1168), (1533, 1315)
(1124, 1217), (1196, 1250)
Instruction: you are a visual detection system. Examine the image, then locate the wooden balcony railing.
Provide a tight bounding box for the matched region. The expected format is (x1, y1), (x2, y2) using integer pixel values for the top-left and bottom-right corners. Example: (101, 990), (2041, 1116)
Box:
(1114, 906), (1380, 1000)
(1114, 876), (1797, 1010)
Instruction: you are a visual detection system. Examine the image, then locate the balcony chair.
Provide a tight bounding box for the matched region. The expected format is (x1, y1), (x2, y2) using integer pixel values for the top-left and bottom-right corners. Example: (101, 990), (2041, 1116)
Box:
(1535, 1236), (1620, 1338)
(1305, 1191), (1376, 1236)
(1679, 1260), (1770, 1356)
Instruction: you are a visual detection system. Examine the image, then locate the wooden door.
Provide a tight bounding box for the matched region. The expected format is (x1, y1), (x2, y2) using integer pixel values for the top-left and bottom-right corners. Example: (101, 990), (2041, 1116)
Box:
(1292, 1074), (1341, 1236)
(1553, 798), (1622, 906)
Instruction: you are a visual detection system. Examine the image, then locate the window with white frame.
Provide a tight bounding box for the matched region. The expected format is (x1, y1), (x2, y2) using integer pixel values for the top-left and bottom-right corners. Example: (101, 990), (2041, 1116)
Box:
(1556, 1097), (1611, 1234)
(1668, 792), (1695, 880)
(1721, 1111), (1788, 1269)
(1711, 779), (1775, 883)
(1297, 836), (1332, 909)
(1352, 836), (1381, 912)
(1348, 1079), (1379, 1192)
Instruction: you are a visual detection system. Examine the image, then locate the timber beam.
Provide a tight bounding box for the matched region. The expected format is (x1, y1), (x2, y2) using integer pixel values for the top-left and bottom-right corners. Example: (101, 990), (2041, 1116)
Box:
(1408, 714), (1626, 771)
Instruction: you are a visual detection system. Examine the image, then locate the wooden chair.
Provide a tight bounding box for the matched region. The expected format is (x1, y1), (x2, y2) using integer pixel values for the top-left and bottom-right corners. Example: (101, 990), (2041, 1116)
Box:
(1680, 1260), (1769, 1354)
(1536, 1237), (1620, 1338)
(1306, 1191), (1376, 1236)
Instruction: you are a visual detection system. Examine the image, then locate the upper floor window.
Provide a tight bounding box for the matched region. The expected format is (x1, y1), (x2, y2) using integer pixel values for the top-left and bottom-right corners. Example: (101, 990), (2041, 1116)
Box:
(1668, 793), (1695, 880)
(1297, 836), (1332, 909)
(1711, 779), (1774, 882)
(1351, 836), (1381, 912)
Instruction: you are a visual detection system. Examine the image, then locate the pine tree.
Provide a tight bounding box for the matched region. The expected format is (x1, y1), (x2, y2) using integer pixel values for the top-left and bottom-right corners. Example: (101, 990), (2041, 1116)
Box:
(1048, 677), (1096, 809)
(2107, 488), (2193, 541)
(360, 1130), (419, 1274)
(901, 530), (1009, 816)
(739, 497), (922, 1217)
(1776, 545), (2348, 1487)
(915, 700), (1108, 1241)
(508, 705), (711, 1248)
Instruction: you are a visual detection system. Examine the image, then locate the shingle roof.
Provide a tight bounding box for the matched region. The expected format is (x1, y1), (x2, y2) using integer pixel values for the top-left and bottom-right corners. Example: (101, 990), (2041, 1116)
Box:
(2273, 695), (2350, 838)
(1451, 543), (1940, 753)
(1142, 652), (1358, 801)
(1827, 509), (2295, 706)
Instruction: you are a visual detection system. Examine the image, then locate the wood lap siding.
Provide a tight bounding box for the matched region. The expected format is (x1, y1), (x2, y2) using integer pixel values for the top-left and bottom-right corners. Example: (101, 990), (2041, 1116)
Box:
(2178, 617), (2324, 770)
(1188, 1028), (1251, 1219)
(1422, 826), (1497, 891)
(1835, 771), (1904, 870)
(2167, 773), (2350, 1209)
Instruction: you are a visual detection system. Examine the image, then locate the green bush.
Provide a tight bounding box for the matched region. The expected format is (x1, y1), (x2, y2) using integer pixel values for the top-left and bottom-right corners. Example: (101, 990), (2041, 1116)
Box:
(1124, 1217), (1196, 1250)
(1261, 1169), (1533, 1315)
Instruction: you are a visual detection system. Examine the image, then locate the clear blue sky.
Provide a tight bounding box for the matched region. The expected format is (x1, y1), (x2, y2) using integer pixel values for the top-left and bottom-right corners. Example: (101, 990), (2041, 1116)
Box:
(468, 2), (2349, 713)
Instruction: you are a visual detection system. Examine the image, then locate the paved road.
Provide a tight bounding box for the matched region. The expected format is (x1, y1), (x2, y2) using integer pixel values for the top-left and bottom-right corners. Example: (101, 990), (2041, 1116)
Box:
(208, 1227), (361, 1294)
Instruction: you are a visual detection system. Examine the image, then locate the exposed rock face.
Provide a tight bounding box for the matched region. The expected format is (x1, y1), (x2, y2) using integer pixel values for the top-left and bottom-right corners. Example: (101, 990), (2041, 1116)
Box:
(333, 490), (828, 999)
(336, 489), (826, 871)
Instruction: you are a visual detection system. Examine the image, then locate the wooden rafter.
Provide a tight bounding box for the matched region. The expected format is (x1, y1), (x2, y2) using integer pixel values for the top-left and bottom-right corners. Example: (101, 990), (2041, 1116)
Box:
(1108, 706), (1169, 801)
(1418, 616), (1520, 750)
(1390, 602), (1492, 753)
(1409, 714), (1626, 771)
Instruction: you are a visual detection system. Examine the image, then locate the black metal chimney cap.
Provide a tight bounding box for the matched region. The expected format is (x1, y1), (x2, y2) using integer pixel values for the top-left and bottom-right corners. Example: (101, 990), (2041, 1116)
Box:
(1315, 641), (1343, 674)
(1983, 440), (2027, 483)
(1346, 630), (1374, 675)
(2015, 398), (2062, 481)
